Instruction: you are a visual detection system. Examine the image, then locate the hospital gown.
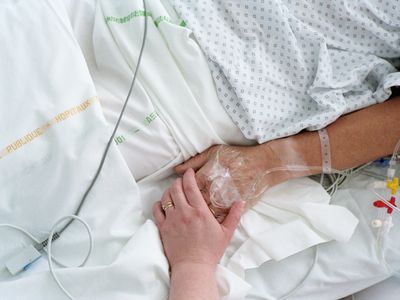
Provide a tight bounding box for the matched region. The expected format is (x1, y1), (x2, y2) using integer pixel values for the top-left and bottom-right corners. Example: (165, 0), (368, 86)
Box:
(168, 0), (400, 143)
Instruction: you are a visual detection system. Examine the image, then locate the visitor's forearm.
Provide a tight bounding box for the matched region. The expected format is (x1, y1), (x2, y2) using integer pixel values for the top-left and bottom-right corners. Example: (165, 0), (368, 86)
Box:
(169, 263), (218, 300)
(267, 97), (400, 175)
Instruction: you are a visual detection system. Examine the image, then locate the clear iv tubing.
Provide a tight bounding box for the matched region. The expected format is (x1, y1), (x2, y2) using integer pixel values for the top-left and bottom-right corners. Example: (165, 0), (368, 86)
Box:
(208, 143), (394, 210)
(367, 139), (400, 279)
(211, 164), (347, 209)
(206, 143), (357, 210)
(370, 188), (400, 215)
(388, 139), (400, 177)
(253, 164), (345, 190)
(207, 147), (399, 299)
(275, 160), (399, 299)
(371, 207), (400, 279)
(251, 163), (399, 214)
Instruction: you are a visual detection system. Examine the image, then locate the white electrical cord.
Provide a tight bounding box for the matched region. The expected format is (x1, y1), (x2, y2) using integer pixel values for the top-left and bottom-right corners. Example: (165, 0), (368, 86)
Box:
(47, 216), (93, 300)
(0, 215), (93, 300)
(0, 224), (42, 244)
(1, 0), (148, 298)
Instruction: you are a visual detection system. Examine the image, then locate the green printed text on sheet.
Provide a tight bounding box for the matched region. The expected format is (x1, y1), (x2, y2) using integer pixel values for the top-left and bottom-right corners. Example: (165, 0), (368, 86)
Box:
(105, 10), (187, 28)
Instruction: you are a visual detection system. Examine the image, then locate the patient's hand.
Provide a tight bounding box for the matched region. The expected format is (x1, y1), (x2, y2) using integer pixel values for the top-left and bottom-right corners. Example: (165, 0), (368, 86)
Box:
(174, 144), (292, 220)
(152, 169), (244, 268)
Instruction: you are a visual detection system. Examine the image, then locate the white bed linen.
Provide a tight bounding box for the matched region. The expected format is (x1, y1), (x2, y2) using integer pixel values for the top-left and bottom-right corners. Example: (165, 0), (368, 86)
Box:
(352, 277), (400, 300)
(0, 1), (171, 299)
(91, 0), (359, 278)
(0, 1), (394, 300)
(245, 171), (400, 299)
(66, 1), (400, 298)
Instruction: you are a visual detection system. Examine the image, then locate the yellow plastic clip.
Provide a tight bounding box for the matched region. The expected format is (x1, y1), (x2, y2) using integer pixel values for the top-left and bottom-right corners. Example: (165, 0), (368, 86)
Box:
(386, 177), (399, 195)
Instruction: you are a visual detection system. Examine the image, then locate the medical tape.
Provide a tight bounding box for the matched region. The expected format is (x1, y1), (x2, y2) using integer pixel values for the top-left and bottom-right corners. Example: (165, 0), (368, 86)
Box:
(0, 97), (98, 160)
(318, 128), (331, 174)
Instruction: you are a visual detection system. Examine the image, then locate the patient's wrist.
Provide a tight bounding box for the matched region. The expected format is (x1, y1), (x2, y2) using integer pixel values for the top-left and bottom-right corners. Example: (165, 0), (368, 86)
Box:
(266, 131), (322, 179)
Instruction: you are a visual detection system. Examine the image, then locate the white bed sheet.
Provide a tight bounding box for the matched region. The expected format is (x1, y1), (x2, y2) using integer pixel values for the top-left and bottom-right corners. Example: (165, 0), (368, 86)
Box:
(0, 1), (170, 299)
(1, 0), (398, 299)
(352, 276), (400, 300)
(87, 0), (360, 280)
(245, 171), (400, 299)
(72, 1), (400, 298)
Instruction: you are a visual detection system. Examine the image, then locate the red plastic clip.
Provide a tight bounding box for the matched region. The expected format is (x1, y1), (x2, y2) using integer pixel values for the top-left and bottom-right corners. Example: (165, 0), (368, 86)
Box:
(373, 196), (397, 214)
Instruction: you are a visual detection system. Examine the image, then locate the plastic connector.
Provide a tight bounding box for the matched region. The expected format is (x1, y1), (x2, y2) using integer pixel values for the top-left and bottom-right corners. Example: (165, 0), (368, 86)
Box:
(387, 168), (396, 180)
(372, 181), (387, 189)
(386, 177), (399, 195)
(5, 245), (42, 275)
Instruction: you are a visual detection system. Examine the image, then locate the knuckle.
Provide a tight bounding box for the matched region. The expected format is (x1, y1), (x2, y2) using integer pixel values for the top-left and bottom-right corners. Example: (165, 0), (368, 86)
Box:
(193, 208), (206, 220)
(196, 151), (206, 160)
(206, 147), (217, 159)
(231, 213), (241, 225)
(161, 189), (170, 201)
(233, 213), (240, 223)
(180, 214), (193, 225)
(152, 202), (161, 215)
(185, 178), (200, 194)
(152, 202), (158, 212)
(171, 179), (182, 193)
(184, 183), (196, 194)
(169, 188), (178, 198)
(214, 144), (224, 153)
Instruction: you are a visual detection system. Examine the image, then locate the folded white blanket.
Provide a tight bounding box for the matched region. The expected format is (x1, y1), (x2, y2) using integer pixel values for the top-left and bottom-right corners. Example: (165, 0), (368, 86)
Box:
(0, 1), (166, 299)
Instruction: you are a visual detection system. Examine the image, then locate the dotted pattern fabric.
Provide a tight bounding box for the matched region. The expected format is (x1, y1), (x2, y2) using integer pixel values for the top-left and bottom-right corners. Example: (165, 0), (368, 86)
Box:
(168, 0), (400, 143)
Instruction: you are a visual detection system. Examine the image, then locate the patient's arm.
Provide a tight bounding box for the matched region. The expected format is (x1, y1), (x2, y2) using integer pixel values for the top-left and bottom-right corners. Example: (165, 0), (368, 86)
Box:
(273, 96), (400, 172)
(175, 96), (400, 214)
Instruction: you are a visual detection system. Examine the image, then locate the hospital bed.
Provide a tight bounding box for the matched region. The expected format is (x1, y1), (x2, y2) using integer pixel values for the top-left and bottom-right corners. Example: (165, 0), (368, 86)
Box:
(0, 0), (399, 299)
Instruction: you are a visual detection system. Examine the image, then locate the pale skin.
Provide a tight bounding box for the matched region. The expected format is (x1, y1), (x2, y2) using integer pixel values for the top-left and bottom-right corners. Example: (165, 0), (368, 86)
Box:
(153, 169), (245, 300)
(153, 96), (400, 300)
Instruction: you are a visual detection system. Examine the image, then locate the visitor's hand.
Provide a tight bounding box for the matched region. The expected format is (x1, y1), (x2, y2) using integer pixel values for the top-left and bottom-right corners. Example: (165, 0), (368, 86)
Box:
(174, 143), (292, 221)
(153, 168), (244, 270)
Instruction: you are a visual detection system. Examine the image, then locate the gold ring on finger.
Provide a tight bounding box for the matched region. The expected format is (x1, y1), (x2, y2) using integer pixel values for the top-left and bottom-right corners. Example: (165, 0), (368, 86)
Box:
(162, 201), (174, 212)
